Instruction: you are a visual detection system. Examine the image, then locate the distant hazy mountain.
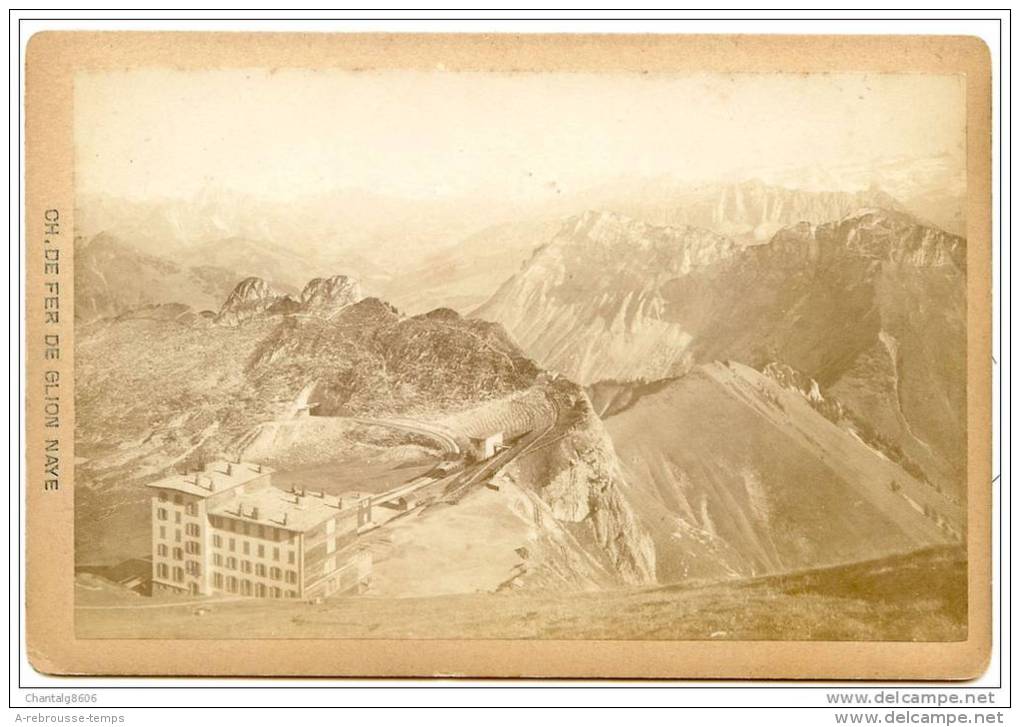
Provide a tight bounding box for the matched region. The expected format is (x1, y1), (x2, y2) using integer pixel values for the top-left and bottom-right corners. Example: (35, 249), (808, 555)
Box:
(474, 210), (739, 383)
(476, 207), (966, 495)
(77, 159), (959, 320)
(74, 233), (242, 321)
(751, 154), (967, 236)
(573, 178), (910, 243)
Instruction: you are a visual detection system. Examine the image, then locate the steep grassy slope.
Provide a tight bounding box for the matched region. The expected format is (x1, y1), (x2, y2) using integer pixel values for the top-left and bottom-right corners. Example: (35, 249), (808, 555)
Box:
(76, 544), (966, 643)
(605, 362), (962, 584)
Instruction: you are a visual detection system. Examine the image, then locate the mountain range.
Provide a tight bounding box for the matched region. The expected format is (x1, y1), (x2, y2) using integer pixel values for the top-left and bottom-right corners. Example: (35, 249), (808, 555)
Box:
(477, 207), (966, 497)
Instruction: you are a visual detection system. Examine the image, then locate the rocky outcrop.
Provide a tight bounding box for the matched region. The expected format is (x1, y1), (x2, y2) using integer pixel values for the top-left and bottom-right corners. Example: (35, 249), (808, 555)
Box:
(216, 274), (364, 326)
(215, 277), (284, 326)
(503, 381), (657, 585)
(299, 275), (362, 317)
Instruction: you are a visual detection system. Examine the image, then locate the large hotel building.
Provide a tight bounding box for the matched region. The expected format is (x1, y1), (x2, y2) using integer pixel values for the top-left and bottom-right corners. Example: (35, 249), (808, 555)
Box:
(147, 460), (372, 600)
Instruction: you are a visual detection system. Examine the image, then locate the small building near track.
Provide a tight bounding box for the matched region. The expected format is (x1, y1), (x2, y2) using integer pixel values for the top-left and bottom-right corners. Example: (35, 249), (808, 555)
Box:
(468, 431), (504, 461)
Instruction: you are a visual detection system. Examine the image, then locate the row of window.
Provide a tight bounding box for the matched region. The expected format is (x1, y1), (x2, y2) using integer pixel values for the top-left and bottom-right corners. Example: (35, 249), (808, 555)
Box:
(155, 507), (185, 524)
(157, 492), (200, 514)
(155, 526), (184, 543)
(212, 573), (297, 599)
(209, 515), (289, 542)
(155, 542), (201, 559)
(154, 561), (201, 581)
(211, 534), (296, 563)
(212, 556), (298, 583)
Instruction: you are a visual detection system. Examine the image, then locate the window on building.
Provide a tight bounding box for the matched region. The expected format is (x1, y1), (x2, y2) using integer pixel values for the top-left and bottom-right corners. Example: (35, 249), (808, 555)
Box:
(213, 553), (222, 566)
(255, 564), (266, 577)
(186, 502), (198, 516)
(255, 583), (266, 598)
(157, 544), (168, 557)
(175, 512), (182, 524)
(270, 587), (281, 599)
(158, 492), (168, 502)
(287, 590), (297, 598)
(173, 567), (184, 583)
(157, 508), (168, 521)
(286, 571), (297, 584)
(257, 525), (264, 538)
(209, 516), (220, 528)
(185, 541), (200, 555)
(227, 577), (237, 593)
(157, 563), (169, 579)
(242, 523), (249, 536)
(212, 534), (222, 548)
(172, 547), (182, 561)
(241, 560), (251, 574)
(288, 552), (296, 565)
(242, 580), (252, 596)
(257, 544), (265, 558)
(243, 541), (250, 555)
(213, 573), (223, 589)
(273, 548), (280, 562)
(229, 538), (236, 552)
(174, 494), (182, 505)
(270, 567), (281, 580)
(185, 523), (200, 537)
(175, 529), (182, 543)
(226, 557), (237, 570)
(186, 561), (200, 576)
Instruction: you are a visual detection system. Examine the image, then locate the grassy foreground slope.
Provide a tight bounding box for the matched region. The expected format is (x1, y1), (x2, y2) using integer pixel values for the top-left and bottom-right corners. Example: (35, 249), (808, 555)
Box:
(77, 544), (965, 642)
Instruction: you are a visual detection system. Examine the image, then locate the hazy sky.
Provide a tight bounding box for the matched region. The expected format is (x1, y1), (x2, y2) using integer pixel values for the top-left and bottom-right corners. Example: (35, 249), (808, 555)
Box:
(75, 69), (966, 202)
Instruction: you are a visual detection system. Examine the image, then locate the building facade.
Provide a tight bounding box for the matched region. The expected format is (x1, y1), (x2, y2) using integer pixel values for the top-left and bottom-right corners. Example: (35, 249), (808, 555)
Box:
(148, 460), (372, 600)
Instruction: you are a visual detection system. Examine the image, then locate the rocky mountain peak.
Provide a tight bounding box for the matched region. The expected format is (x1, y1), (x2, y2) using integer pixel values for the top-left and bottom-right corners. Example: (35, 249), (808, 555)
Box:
(215, 277), (284, 326)
(767, 207), (966, 270)
(554, 210), (739, 271)
(216, 274), (364, 326)
(299, 275), (363, 315)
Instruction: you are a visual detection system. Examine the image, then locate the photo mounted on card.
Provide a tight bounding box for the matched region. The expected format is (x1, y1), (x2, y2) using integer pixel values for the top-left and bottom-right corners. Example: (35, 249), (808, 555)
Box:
(23, 32), (992, 678)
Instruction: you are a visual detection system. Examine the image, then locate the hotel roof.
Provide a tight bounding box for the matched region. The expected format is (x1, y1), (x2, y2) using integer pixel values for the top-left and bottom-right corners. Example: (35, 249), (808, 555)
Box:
(208, 487), (370, 533)
(145, 460), (273, 498)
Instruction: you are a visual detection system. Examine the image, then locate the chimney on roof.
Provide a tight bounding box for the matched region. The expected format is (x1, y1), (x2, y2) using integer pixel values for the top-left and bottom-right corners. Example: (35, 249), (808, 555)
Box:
(252, 506), (259, 520)
(227, 463), (234, 476)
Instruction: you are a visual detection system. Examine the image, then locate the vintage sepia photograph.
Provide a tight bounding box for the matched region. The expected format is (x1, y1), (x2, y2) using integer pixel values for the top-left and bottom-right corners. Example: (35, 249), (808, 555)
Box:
(66, 63), (973, 644)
